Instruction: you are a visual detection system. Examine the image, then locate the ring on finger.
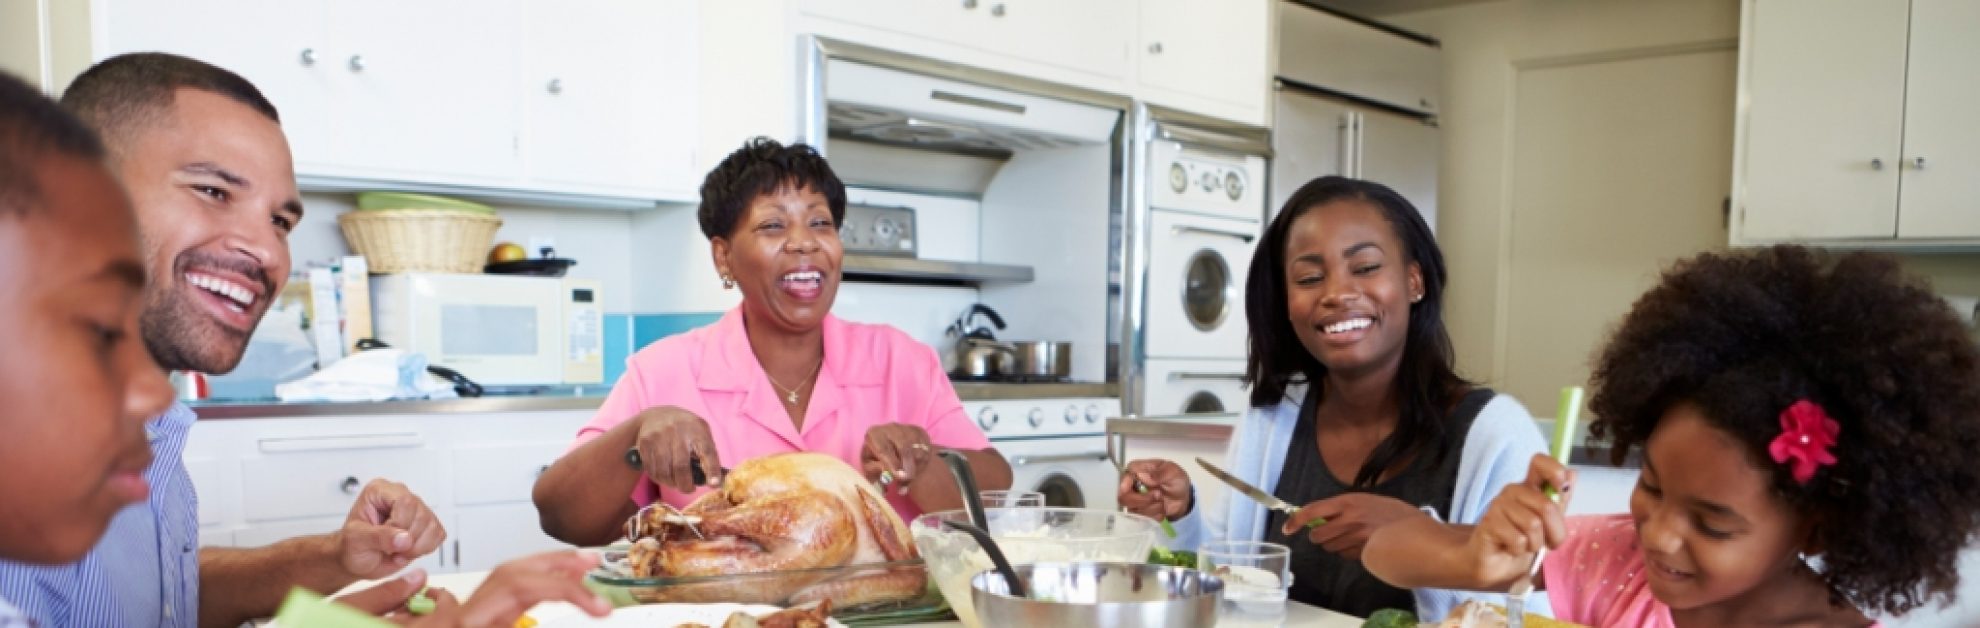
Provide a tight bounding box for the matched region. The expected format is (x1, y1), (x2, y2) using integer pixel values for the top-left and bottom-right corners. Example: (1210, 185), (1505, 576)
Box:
(911, 443), (931, 452)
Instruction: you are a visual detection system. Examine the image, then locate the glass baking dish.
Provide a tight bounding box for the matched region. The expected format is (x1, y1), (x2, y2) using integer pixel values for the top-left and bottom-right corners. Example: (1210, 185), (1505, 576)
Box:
(587, 548), (950, 624)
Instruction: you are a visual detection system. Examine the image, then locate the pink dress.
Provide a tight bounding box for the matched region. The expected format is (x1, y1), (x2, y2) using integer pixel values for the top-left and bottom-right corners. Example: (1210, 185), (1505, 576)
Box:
(571, 308), (991, 522)
(1543, 514), (1880, 628)
(1543, 515), (1673, 627)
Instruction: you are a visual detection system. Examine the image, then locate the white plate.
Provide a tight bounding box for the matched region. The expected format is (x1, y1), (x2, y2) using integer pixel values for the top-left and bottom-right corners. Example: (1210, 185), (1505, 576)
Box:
(535, 603), (848, 627)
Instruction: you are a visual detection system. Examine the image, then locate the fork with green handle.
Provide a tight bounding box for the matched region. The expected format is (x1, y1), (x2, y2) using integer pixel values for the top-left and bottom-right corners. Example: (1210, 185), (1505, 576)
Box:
(1507, 386), (1585, 628)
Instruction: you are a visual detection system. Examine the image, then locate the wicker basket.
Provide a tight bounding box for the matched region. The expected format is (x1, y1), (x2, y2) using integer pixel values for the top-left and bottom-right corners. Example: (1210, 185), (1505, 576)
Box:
(338, 209), (503, 274)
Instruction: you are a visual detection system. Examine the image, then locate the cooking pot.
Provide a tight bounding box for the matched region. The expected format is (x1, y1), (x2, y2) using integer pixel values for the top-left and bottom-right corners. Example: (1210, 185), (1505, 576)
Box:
(1006, 341), (1072, 379)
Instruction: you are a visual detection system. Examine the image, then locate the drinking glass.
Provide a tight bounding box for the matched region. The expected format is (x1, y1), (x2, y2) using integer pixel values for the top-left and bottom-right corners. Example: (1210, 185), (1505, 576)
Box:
(1198, 540), (1291, 627)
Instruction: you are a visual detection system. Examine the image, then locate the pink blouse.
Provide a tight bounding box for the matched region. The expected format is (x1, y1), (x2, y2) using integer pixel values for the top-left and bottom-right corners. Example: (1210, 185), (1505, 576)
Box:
(571, 308), (991, 522)
(1543, 514), (1880, 628)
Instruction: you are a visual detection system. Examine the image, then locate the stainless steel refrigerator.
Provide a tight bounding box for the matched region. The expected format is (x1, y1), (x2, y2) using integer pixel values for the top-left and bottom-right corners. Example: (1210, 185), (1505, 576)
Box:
(1270, 1), (1442, 229)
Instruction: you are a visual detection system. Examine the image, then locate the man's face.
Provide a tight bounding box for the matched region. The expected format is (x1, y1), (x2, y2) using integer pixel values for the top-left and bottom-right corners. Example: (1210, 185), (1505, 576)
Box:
(115, 88), (301, 374)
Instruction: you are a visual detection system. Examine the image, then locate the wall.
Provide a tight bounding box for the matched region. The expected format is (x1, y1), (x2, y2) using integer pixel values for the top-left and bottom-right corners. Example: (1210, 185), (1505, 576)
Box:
(1387, 0), (1980, 414)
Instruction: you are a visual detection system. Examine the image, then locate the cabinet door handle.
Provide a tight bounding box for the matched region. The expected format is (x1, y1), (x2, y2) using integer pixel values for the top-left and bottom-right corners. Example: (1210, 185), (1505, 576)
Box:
(340, 476), (361, 495)
(1171, 225), (1255, 243)
(990, 3), (1006, 17)
(1870, 158), (1884, 170)
(1010, 452), (1110, 465)
(347, 55), (365, 73)
(1149, 42), (1163, 54)
(299, 48), (317, 67)
(962, 0), (977, 8)
(547, 79), (563, 95)
(1170, 371), (1246, 381)
(1911, 156), (1926, 170)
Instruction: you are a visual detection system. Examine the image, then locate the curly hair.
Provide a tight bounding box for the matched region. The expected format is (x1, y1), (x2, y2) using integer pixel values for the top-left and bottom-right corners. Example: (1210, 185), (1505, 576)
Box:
(1588, 245), (1980, 615)
(697, 137), (845, 239)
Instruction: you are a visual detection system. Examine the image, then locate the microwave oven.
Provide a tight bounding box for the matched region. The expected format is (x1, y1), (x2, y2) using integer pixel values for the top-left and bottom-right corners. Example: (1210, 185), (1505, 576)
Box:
(371, 273), (604, 387)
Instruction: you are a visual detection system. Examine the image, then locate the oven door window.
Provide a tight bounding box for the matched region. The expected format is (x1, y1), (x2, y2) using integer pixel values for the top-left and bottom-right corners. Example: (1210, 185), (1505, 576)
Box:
(1030, 471), (1087, 509)
(1183, 390), (1226, 414)
(1183, 248), (1233, 331)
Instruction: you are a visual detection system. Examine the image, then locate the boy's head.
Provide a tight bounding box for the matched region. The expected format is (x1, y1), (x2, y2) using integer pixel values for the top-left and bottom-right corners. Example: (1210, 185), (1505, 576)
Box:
(62, 52), (302, 375)
(0, 71), (173, 564)
(1589, 245), (1980, 616)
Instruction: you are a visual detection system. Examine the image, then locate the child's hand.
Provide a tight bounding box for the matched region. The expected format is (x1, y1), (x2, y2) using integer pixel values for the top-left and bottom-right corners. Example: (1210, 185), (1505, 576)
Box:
(1465, 454), (1575, 586)
(406, 550), (612, 627)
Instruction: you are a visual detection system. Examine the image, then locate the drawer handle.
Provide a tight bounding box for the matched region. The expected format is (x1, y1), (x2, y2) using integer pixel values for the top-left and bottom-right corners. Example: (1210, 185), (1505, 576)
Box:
(259, 433), (423, 453)
(340, 476), (361, 495)
(1010, 452), (1110, 465)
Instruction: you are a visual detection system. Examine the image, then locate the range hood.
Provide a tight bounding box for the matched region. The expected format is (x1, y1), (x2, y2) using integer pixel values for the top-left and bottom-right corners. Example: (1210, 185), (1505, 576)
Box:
(825, 58), (1118, 165)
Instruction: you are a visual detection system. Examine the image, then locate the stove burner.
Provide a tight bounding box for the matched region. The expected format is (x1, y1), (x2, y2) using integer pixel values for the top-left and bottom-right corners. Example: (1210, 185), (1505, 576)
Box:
(950, 374), (1071, 384)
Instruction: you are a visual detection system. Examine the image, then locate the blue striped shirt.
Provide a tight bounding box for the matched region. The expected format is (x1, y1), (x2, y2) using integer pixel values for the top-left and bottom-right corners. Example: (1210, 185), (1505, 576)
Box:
(0, 402), (200, 627)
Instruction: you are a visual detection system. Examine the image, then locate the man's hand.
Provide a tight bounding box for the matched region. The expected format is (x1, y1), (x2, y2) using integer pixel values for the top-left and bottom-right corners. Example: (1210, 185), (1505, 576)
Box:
(338, 479), (447, 579)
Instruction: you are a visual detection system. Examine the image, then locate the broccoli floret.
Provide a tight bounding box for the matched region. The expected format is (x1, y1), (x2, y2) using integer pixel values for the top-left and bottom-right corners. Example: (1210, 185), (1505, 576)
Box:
(1361, 608), (1417, 628)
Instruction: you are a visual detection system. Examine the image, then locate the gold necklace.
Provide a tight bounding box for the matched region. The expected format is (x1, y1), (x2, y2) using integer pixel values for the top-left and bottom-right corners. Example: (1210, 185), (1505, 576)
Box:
(765, 356), (823, 405)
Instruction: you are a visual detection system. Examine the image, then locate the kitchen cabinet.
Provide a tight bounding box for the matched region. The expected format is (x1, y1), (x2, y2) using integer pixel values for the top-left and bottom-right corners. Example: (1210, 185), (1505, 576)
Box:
(1734, 0), (1980, 245)
(1135, 0), (1271, 126)
(520, 0), (699, 200)
(795, 0), (1134, 83)
(83, 0), (699, 203)
(187, 410), (589, 575)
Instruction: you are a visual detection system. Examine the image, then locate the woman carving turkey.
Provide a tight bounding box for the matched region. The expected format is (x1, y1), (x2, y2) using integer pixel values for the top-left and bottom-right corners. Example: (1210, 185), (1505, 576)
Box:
(534, 138), (1013, 546)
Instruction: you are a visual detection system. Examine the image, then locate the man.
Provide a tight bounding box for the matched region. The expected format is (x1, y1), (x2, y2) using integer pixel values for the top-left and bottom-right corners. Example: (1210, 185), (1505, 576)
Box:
(0, 53), (446, 628)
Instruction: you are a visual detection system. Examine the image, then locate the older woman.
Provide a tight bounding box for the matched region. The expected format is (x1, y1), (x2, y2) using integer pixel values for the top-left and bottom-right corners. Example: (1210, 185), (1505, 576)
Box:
(1119, 176), (1545, 620)
(535, 138), (1012, 546)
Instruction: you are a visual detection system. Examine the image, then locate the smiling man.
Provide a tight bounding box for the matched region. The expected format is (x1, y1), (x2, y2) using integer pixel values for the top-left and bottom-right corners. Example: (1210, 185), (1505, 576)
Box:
(0, 53), (445, 628)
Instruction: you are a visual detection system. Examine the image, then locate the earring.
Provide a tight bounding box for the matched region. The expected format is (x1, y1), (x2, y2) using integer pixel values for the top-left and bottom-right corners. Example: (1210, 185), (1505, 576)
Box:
(721, 274), (736, 289)
(1411, 293), (1423, 303)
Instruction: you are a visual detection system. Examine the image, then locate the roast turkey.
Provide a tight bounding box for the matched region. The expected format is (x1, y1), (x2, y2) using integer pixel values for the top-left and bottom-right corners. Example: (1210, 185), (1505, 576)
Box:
(623, 452), (925, 608)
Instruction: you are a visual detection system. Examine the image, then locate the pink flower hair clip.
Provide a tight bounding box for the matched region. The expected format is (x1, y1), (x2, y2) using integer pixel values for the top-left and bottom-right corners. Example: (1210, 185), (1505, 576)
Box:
(1769, 399), (1840, 485)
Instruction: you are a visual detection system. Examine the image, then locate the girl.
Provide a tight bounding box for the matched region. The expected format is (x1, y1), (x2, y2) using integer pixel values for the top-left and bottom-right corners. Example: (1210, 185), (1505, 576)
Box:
(1364, 246), (1980, 626)
(1120, 176), (1545, 619)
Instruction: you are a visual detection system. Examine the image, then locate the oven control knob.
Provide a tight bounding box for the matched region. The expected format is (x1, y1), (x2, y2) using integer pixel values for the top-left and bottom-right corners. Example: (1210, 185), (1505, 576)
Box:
(976, 407), (1000, 431)
(1026, 408), (1045, 428)
(1225, 172), (1244, 200)
(1199, 171), (1216, 192)
(1168, 163), (1187, 193)
(1085, 404), (1103, 424)
(1063, 405), (1080, 425)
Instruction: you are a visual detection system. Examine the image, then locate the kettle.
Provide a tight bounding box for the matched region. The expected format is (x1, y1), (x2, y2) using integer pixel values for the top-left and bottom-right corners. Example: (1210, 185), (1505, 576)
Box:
(945, 304), (1014, 378)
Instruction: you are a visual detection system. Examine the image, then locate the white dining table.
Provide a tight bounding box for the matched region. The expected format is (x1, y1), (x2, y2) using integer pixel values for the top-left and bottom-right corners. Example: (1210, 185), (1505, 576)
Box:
(405, 570), (1366, 627)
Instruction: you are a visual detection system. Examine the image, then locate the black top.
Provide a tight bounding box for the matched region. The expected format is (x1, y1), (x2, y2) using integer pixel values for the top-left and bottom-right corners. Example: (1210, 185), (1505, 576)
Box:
(1260, 386), (1494, 618)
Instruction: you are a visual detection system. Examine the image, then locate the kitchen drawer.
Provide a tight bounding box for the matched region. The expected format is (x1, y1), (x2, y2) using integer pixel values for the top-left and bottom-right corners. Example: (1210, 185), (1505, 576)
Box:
(453, 442), (567, 506)
(240, 444), (446, 522)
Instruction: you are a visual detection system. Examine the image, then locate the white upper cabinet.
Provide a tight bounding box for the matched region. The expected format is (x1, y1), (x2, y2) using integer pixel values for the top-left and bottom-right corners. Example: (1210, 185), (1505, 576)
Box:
(521, 0), (699, 199)
(90, 0), (701, 203)
(1894, 0), (1980, 239)
(325, 0), (524, 184)
(1136, 0), (1270, 126)
(795, 0), (1134, 85)
(1734, 0), (1980, 245)
(97, 0), (338, 173)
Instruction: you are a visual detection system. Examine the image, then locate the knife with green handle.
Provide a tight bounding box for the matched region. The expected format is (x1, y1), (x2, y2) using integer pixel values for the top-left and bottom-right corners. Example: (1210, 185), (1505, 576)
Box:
(1196, 457), (1324, 530)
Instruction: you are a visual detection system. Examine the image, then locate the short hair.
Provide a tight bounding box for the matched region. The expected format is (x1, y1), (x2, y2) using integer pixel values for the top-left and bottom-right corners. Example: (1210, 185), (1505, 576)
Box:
(1589, 245), (1980, 615)
(0, 70), (107, 218)
(696, 137), (846, 239)
(60, 52), (279, 150)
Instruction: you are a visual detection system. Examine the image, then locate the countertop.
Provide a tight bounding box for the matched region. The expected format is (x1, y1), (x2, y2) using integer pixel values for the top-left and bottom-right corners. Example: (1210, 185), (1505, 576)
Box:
(194, 381), (1118, 420)
(1106, 414), (1642, 469)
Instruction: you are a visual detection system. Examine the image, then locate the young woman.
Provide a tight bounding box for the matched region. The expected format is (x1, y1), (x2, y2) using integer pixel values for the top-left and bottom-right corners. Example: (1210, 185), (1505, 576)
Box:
(1120, 176), (1545, 619)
